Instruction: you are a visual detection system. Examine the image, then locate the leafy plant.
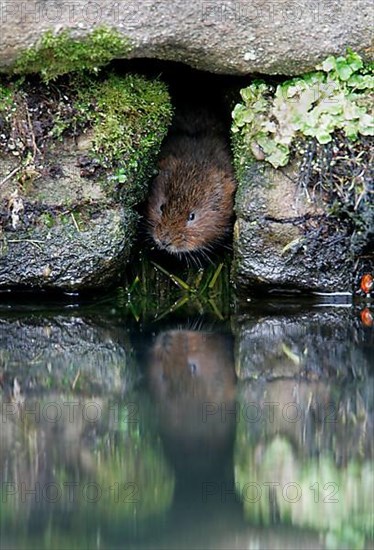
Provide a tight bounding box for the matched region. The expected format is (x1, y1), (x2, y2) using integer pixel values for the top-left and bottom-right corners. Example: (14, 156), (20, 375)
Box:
(232, 51), (374, 168)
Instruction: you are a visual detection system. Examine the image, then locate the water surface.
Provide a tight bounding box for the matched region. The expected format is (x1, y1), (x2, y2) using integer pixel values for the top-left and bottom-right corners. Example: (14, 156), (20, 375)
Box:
(0, 293), (373, 549)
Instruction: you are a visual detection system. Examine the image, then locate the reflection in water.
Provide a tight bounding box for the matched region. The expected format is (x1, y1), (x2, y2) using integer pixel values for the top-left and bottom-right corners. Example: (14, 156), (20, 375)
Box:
(233, 307), (374, 550)
(0, 394), (175, 545)
(147, 329), (241, 549)
(0, 305), (373, 549)
(148, 330), (236, 478)
(235, 379), (373, 549)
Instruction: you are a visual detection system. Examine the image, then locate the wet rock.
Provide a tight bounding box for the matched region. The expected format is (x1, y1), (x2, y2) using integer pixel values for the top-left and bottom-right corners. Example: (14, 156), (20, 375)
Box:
(0, 1), (372, 76)
(233, 306), (373, 380)
(0, 148), (134, 290)
(0, 314), (137, 394)
(233, 161), (362, 293)
(0, 200), (136, 290)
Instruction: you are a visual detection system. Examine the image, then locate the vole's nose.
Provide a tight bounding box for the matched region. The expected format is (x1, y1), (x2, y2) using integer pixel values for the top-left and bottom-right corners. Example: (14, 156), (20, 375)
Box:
(158, 235), (172, 248)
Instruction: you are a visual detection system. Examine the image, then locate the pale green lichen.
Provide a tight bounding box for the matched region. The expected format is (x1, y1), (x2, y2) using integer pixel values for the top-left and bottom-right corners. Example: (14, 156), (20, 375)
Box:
(232, 51), (374, 169)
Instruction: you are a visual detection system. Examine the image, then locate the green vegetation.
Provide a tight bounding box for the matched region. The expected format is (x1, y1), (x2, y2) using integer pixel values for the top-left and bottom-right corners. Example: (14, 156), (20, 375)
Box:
(232, 51), (374, 169)
(13, 27), (131, 82)
(0, 81), (16, 154)
(39, 212), (55, 229)
(74, 73), (173, 204)
(231, 51), (373, 262)
(0, 72), (172, 205)
(235, 435), (373, 548)
(0, 83), (15, 113)
(119, 252), (232, 322)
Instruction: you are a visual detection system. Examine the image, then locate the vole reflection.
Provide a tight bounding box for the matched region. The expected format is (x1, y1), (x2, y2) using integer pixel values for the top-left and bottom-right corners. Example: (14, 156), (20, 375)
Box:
(147, 329), (236, 479)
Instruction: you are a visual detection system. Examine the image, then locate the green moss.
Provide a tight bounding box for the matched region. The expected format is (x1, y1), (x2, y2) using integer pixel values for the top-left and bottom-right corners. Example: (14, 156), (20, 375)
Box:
(0, 82), (15, 112)
(68, 72), (173, 205)
(13, 27), (131, 82)
(0, 72), (172, 208)
(232, 51), (374, 169)
(0, 81), (16, 143)
(39, 212), (55, 229)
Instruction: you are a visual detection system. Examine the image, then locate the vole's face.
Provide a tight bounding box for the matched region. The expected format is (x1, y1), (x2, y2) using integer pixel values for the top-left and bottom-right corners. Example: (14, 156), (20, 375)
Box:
(149, 190), (204, 254)
(149, 330), (236, 402)
(147, 161), (234, 255)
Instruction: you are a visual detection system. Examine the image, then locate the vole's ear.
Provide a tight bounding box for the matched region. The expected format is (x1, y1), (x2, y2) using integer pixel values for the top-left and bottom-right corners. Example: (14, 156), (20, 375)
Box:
(158, 157), (168, 169)
(158, 153), (178, 170)
(156, 168), (171, 180)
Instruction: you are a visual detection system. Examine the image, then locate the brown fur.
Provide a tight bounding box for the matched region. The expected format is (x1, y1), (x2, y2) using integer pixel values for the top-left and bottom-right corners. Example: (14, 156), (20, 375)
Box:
(148, 330), (236, 450)
(149, 330), (236, 403)
(146, 129), (237, 255)
(147, 330), (236, 474)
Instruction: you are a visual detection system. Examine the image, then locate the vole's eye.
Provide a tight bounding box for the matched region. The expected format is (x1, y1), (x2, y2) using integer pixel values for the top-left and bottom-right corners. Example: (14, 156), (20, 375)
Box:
(188, 362), (197, 375)
(160, 203), (166, 214)
(188, 212), (195, 221)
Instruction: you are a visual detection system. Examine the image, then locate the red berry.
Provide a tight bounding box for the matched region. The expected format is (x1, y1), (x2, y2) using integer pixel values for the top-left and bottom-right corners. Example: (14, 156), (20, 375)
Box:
(360, 308), (373, 327)
(360, 274), (373, 294)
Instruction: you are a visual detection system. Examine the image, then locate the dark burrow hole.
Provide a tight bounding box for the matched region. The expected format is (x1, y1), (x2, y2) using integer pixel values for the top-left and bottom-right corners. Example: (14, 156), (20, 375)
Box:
(114, 60), (255, 312)
(117, 59), (257, 282)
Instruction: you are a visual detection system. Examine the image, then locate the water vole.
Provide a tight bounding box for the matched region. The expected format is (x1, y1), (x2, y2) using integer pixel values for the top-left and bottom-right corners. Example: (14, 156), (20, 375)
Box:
(146, 110), (237, 256)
